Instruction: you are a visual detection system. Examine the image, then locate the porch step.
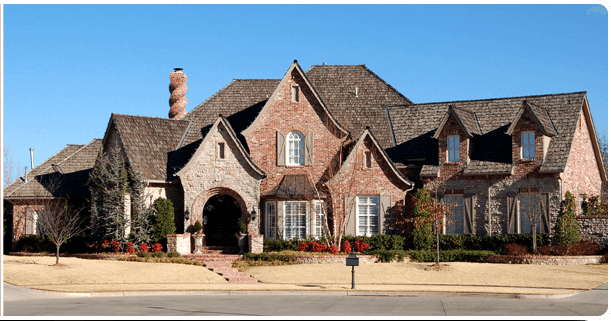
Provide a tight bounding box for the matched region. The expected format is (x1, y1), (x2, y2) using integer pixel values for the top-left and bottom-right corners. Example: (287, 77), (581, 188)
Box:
(184, 253), (259, 284)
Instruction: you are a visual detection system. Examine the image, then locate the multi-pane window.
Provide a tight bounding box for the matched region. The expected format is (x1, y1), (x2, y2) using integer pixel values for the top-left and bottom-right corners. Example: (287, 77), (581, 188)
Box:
(291, 86), (299, 102)
(519, 193), (541, 234)
(357, 196), (379, 236)
(25, 211), (38, 234)
(448, 136), (460, 162)
(284, 201), (307, 240)
(287, 131), (305, 165)
(314, 201), (325, 239)
(265, 202), (277, 239)
(444, 195), (464, 234)
(522, 132), (535, 159)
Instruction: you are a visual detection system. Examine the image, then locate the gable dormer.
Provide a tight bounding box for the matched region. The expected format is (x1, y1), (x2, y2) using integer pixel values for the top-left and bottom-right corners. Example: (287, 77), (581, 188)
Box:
(433, 105), (481, 165)
(506, 100), (556, 164)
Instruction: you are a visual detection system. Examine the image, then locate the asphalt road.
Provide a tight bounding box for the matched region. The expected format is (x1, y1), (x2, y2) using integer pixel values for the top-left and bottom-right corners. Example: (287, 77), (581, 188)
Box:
(3, 283), (608, 316)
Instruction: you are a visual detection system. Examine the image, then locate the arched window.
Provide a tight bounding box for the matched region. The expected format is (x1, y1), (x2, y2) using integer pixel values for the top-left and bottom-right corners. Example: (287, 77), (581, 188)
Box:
(287, 131), (304, 165)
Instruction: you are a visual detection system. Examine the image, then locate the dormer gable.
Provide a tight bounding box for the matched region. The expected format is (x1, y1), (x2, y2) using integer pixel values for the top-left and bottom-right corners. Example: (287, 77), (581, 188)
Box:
(432, 105), (479, 164)
(506, 100), (557, 137)
(433, 105), (481, 139)
(506, 100), (557, 163)
(242, 60), (349, 137)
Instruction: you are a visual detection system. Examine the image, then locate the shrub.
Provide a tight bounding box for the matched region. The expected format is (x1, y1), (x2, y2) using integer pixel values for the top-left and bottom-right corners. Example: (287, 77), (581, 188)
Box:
(126, 242), (136, 254)
(193, 221), (203, 233)
(243, 253), (297, 263)
(341, 240), (352, 253)
(309, 241), (327, 252)
(582, 195), (608, 216)
(111, 240), (122, 253)
(410, 188), (434, 251)
(407, 250), (495, 262)
(536, 241), (602, 256)
(436, 233), (548, 254)
(152, 243), (163, 253)
(298, 242), (308, 251)
(504, 243), (528, 256)
(328, 244), (339, 254)
(151, 198), (176, 244)
(553, 191), (580, 246)
(152, 251), (164, 258)
(139, 243), (149, 253)
(16, 234), (55, 253)
(137, 252), (150, 258)
(375, 249), (408, 262)
(354, 239), (369, 252)
(264, 239), (299, 252)
(167, 251), (181, 258)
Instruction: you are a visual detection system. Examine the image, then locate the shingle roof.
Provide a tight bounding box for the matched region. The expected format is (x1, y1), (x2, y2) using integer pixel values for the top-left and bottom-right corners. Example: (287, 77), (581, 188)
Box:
(306, 64), (413, 150)
(110, 113), (191, 181)
(433, 105), (482, 139)
(507, 100), (557, 137)
(388, 92), (586, 175)
(4, 139), (102, 199)
(263, 174), (319, 199)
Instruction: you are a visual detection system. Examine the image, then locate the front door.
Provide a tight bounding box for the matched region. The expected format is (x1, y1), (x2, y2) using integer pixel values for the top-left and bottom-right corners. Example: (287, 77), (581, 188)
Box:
(202, 194), (242, 246)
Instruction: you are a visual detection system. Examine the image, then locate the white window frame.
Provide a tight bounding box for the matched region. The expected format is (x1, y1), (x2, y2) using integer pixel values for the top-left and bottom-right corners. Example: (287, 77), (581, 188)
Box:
(313, 200), (325, 239)
(448, 136), (460, 162)
(265, 202), (277, 239)
(284, 201), (308, 240)
(518, 193), (542, 234)
(521, 132), (535, 159)
(357, 195), (379, 237)
(444, 195), (464, 235)
(286, 131), (305, 166)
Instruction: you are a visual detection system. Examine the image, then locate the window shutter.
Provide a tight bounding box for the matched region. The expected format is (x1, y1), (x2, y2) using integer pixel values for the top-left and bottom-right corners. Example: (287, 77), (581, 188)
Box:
(345, 195), (356, 236)
(464, 195), (474, 235)
(304, 132), (314, 165)
(507, 193), (518, 234)
(276, 201), (285, 240)
(277, 131), (286, 166)
(380, 195), (392, 235)
(539, 193), (550, 234)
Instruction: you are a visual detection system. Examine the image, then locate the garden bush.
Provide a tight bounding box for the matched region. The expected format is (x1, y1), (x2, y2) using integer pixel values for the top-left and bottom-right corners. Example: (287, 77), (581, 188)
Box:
(437, 233), (548, 254)
(410, 188), (435, 251)
(373, 249), (408, 262)
(167, 251), (181, 258)
(151, 197), (176, 244)
(503, 243), (529, 256)
(553, 191), (580, 246)
(16, 234), (55, 253)
(407, 249), (496, 262)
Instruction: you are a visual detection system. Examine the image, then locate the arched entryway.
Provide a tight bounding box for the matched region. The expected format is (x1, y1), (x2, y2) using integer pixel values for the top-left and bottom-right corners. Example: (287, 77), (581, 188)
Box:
(202, 194), (242, 246)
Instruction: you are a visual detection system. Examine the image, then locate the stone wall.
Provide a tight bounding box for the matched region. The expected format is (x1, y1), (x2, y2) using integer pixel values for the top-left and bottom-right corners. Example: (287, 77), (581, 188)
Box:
(487, 255), (606, 265)
(249, 235), (264, 254)
(578, 215), (608, 245)
(294, 254), (379, 264)
(167, 233), (192, 255)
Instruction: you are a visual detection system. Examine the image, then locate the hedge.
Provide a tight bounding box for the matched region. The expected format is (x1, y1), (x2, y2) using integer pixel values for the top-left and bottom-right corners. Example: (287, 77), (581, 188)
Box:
(407, 249), (496, 262)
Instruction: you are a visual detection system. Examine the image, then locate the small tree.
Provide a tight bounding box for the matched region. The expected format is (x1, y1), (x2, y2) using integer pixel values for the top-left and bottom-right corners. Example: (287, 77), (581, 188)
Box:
(552, 191), (580, 246)
(410, 188), (434, 251)
(151, 197), (176, 244)
(518, 189), (545, 253)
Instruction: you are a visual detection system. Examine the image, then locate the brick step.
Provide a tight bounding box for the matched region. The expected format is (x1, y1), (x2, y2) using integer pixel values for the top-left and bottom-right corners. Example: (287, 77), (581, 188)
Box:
(209, 266), (236, 273)
(204, 263), (233, 268)
(185, 254), (243, 259)
(226, 277), (259, 283)
(219, 271), (251, 278)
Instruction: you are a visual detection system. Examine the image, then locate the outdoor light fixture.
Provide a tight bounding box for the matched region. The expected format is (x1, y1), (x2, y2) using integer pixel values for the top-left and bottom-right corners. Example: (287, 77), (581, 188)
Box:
(346, 250), (359, 289)
(185, 207), (190, 220)
(203, 215), (208, 225)
(251, 209), (257, 221)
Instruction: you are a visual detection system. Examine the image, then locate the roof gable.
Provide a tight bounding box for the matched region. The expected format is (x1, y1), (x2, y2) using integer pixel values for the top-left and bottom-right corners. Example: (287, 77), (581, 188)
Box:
(506, 100), (557, 136)
(242, 60), (348, 137)
(176, 116), (265, 179)
(433, 105), (482, 139)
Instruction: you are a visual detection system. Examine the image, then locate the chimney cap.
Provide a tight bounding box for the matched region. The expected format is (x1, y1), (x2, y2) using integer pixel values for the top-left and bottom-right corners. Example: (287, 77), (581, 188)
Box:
(173, 68), (183, 72)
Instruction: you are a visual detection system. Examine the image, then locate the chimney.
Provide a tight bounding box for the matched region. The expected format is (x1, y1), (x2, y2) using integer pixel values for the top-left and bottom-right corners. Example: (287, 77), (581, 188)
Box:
(169, 68), (187, 120)
(29, 148), (34, 170)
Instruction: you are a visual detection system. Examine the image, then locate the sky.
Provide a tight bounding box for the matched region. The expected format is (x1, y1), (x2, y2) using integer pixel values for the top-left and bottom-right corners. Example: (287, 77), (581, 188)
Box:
(2, 4), (608, 184)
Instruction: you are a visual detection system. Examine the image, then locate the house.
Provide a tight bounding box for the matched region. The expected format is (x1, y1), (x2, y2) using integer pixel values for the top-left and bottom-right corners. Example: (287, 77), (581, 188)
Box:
(4, 60), (607, 253)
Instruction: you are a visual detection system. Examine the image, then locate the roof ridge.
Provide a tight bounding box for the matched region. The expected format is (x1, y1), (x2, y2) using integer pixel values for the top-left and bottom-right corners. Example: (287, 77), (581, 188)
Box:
(111, 113), (190, 122)
(184, 79), (237, 120)
(232, 78), (281, 81)
(54, 138), (101, 168)
(389, 91), (587, 107)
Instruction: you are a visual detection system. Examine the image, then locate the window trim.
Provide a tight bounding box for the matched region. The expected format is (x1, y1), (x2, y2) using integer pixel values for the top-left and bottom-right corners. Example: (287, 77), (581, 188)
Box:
(447, 135), (460, 162)
(265, 201), (277, 239)
(356, 195), (380, 237)
(284, 201), (308, 240)
(286, 131), (305, 166)
(521, 132), (536, 160)
(313, 200), (325, 239)
(444, 194), (464, 235)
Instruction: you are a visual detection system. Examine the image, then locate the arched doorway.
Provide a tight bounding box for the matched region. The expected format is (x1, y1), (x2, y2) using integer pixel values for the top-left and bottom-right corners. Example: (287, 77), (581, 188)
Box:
(202, 194), (242, 246)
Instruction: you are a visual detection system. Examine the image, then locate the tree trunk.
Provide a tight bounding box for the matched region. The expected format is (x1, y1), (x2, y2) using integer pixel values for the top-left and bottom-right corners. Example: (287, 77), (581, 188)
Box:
(436, 228), (440, 265)
(532, 229), (537, 254)
(55, 244), (60, 265)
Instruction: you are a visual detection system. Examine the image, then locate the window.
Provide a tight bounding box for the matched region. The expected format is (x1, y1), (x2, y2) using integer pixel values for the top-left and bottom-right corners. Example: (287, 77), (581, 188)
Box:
(519, 193), (541, 234)
(218, 142), (225, 159)
(284, 201), (307, 239)
(521, 132), (535, 159)
(444, 195), (464, 234)
(448, 136), (460, 162)
(291, 86), (299, 102)
(364, 151), (372, 168)
(357, 196), (379, 236)
(25, 211), (38, 234)
(314, 201), (325, 239)
(265, 202), (277, 239)
(287, 131), (305, 165)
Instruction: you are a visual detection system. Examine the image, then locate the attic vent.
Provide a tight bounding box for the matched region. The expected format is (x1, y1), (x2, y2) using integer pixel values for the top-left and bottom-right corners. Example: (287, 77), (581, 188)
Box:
(355, 87), (358, 98)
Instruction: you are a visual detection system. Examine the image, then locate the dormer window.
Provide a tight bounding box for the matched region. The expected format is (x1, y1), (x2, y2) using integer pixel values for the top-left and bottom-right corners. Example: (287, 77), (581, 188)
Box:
(448, 136), (460, 162)
(287, 131), (304, 165)
(291, 86), (299, 102)
(521, 132), (535, 159)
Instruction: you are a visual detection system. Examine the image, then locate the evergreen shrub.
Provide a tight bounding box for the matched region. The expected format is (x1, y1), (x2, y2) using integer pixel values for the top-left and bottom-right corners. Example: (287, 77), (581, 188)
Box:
(151, 198), (176, 244)
(552, 191), (581, 246)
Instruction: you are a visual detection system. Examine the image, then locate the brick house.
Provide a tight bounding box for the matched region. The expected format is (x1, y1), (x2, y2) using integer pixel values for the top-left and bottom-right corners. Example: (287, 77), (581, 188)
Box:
(4, 60), (607, 253)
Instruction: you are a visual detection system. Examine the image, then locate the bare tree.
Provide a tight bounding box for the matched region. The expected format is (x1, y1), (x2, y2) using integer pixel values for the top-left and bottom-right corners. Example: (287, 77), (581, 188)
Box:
(517, 188), (545, 253)
(3, 144), (21, 187)
(597, 129), (608, 177)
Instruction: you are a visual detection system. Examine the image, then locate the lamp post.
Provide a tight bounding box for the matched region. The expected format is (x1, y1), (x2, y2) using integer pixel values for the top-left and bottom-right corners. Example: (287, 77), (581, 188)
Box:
(346, 250), (359, 289)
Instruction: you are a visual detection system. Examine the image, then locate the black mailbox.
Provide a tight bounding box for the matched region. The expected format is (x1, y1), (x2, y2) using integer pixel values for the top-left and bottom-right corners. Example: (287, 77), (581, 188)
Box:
(346, 252), (359, 266)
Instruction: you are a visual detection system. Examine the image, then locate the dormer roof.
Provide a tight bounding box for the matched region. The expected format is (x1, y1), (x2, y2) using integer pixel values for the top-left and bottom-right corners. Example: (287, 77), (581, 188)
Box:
(432, 105), (482, 139)
(506, 100), (557, 136)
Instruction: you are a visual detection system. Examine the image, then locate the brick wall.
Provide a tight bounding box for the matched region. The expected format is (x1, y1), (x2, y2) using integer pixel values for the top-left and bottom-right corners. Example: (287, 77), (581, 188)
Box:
(561, 107), (604, 197)
(437, 114), (471, 179)
(510, 109), (547, 179)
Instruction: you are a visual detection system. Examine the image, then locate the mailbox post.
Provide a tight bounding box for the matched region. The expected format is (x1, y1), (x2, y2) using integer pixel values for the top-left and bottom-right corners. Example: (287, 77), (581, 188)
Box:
(346, 251), (359, 289)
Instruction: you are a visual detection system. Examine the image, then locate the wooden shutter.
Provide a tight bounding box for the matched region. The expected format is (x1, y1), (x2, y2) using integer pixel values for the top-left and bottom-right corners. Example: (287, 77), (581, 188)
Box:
(277, 131), (286, 166)
(539, 193), (550, 234)
(276, 201), (285, 239)
(463, 195), (474, 235)
(507, 193), (518, 234)
(345, 195), (356, 236)
(304, 132), (314, 165)
(380, 195), (392, 235)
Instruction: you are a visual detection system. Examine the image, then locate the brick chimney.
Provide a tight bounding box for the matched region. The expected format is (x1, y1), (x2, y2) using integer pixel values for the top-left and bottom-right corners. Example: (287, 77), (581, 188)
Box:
(169, 68), (187, 120)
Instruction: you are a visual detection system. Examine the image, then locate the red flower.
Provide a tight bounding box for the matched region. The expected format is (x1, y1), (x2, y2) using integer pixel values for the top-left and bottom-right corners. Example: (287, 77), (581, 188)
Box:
(309, 241), (327, 253)
(126, 242), (136, 254)
(152, 243), (163, 253)
(341, 240), (352, 253)
(112, 240), (122, 253)
(298, 242), (308, 251)
(139, 243), (149, 253)
(354, 239), (369, 252)
(328, 244), (339, 254)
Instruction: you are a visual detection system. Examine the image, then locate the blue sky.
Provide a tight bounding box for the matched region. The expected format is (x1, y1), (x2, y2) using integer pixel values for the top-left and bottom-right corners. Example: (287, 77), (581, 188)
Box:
(3, 4), (608, 182)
